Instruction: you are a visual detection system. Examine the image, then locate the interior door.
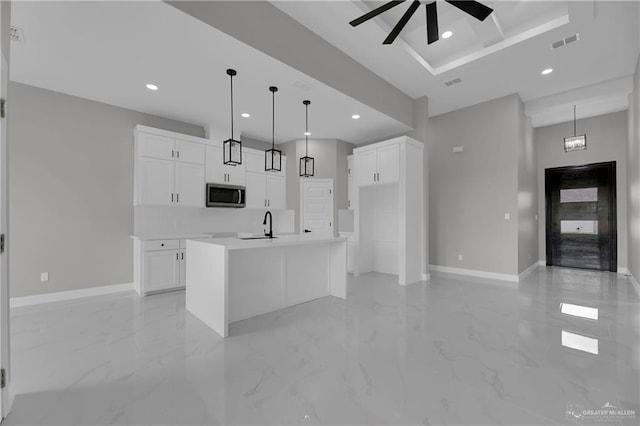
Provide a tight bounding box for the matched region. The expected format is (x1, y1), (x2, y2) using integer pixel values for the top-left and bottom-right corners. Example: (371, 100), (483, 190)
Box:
(300, 179), (334, 236)
(545, 162), (617, 271)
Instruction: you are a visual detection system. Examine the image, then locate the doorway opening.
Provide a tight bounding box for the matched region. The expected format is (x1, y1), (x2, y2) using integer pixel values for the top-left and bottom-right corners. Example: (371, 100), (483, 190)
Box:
(545, 161), (617, 272)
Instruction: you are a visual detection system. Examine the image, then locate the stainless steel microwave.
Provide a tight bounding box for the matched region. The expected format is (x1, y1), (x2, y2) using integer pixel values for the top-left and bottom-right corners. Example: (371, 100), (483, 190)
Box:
(206, 183), (245, 208)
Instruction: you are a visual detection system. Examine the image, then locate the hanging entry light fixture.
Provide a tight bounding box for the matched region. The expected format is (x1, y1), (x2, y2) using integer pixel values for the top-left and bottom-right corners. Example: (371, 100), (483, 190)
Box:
(265, 86), (282, 171)
(300, 100), (314, 177)
(564, 105), (587, 152)
(223, 68), (242, 165)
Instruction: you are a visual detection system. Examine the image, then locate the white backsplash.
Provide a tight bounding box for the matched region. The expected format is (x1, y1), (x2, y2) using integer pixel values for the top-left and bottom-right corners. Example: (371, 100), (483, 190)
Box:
(134, 206), (295, 236)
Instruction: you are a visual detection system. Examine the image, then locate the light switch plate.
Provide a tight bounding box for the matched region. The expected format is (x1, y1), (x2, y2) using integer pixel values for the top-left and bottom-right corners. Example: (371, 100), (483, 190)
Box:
(40, 272), (49, 282)
(453, 146), (464, 153)
(504, 213), (510, 220)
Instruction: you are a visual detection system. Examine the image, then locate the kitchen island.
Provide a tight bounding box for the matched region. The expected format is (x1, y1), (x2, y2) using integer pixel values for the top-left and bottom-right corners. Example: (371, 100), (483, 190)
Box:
(186, 234), (347, 337)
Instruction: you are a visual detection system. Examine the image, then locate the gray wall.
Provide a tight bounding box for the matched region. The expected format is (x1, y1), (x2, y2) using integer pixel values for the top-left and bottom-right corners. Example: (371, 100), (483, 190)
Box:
(628, 55), (640, 280)
(283, 138), (354, 233)
(429, 94), (520, 275)
(535, 111), (629, 270)
(517, 100), (539, 273)
(408, 97), (429, 276)
(8, 82), (205, 298)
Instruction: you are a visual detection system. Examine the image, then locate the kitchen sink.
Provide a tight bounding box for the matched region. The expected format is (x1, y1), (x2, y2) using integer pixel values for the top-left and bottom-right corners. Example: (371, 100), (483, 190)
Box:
(237, 236), (278, 240)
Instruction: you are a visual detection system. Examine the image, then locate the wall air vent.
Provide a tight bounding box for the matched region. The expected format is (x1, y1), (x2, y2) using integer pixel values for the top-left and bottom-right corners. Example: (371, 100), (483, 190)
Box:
(551, 33), (580, 49)
(444, 78), (462, 87)
(10, 26), (24, 42)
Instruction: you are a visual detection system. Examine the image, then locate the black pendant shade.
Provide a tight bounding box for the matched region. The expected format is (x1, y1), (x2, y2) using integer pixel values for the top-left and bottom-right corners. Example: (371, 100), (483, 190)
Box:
(350, 0), (494, 45)
(223, 68), (242, 165)
(265, 86), (282, 172)
(300, 100), (314, 177)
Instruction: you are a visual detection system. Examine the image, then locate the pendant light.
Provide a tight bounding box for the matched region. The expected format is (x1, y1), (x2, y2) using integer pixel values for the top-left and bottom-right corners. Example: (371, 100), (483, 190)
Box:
(564, 105), (587, 152)
(265, 86), (282, 171)
(300, 100), (314, 177)
(223, 68), (242, 165)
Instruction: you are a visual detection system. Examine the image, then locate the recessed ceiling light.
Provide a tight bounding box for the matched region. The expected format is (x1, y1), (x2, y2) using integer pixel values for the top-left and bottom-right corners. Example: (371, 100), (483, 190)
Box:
(145, 83), (159, 91)
(304, 132), (311, 136)
(241, 113), (250, 118)
(541, 68), (553, 75)
(351, 114), (360, 120)
(442, 30), (453, 39)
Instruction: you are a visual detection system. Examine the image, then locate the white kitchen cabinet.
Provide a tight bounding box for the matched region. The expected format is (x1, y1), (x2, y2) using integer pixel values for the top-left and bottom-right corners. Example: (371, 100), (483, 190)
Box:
(138, 157), (174, 206)
(135, 127), (205, 207)
(205, 145), (246, 186)
(175, 162), (204, 207)
(347, 155), (354, 210)
(134, 237), (207, 295)
(143, 249), (180, 293)
(175, 139), (205, 165)
(355, 143), (399, 186)
(266, 175), (286, 209)
(245, 172), (268, 208)
(137, 132), (175, 161)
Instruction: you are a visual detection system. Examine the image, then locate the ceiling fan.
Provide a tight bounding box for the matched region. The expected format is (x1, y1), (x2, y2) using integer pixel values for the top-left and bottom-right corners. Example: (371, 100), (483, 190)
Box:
(350, 0), (494, 45)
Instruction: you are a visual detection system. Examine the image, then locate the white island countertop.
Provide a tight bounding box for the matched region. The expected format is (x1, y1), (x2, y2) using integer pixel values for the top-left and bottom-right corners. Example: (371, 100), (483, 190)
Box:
(186, 234), (347, 337)
(195, 234), (345, 250)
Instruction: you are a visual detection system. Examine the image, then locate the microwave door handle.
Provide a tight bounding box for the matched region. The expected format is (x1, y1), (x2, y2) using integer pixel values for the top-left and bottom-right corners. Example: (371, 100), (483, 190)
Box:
(238, 189), (242, 204)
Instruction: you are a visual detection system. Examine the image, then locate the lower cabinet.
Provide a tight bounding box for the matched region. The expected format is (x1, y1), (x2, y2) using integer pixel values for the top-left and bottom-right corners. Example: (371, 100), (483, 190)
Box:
(134, 238), (193, 295)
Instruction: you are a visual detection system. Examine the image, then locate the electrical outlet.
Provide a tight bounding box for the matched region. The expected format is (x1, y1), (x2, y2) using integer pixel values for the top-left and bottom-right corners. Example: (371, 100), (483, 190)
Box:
(504, 213), (510, 220)
(458, 254), (463, 261)
(40, 272), (49, 282)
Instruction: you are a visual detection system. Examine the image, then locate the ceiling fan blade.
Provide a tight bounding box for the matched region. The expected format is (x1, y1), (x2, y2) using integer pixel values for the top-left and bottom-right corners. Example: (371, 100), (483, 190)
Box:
(425, 2), (439, 44)
(383, 0), (421, 44)
(350, 0), (406, 27)
(445, 0), (493, 21)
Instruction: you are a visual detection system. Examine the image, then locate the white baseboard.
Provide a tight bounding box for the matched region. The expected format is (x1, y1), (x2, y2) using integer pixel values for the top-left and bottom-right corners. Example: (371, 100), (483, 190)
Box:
(10, 282), (135, 308)
(429, 264), (519, 283)
(538, 260), (547, 266)
(518, 262), (541, 281)
(422, 273), (430, 281)
(617, 267), (629, 275)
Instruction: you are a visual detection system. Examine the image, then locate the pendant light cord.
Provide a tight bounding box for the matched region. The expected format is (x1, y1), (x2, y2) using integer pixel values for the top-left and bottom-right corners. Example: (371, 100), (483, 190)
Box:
(305, 103), (309, 155)
(272, 90), (275, 149)
(230, 74), (234, 140)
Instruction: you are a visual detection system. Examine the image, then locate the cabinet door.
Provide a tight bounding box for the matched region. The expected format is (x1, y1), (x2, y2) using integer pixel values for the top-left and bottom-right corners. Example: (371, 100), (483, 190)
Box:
(226, 161), (246, 186)
(355, 149), (377, 187)
(245, 150), (265, 174)
(179, 250), (186, 287)
(175, 162), (204, 207)
(175, 139), (205, 165)
(266, 175), (286, 210)
(137, 132), (175, 161)
(377, 144), (399, 184)
(138, 157), (174, 206)
(205, 145), (226, 184)
(144, 250), (179, 293)
(347, 155), (354, 209)
(245, 172), (267, 208)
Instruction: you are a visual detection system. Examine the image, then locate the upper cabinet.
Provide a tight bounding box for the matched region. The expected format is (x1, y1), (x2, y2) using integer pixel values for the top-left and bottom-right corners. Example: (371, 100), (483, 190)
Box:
(205, 145), (246, 186)
(355, 142), (399, 187)
(134, 125), (287, 209)
(134, 127), (205, 207)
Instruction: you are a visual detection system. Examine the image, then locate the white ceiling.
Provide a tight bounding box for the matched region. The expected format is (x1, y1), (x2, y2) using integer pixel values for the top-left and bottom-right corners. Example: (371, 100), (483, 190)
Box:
(9, 1), (411, 145)
(273, 0), (640, 121)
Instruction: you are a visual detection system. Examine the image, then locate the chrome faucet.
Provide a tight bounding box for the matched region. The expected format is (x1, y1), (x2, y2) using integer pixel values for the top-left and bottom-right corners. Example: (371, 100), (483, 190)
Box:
(263, 211), (273, 238)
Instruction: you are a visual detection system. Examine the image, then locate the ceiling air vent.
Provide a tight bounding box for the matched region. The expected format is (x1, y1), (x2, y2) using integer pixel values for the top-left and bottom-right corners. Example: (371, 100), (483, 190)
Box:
(444, 78), (462, 87)
(9, 26), (24, 42)
(551, 33), (580, 49)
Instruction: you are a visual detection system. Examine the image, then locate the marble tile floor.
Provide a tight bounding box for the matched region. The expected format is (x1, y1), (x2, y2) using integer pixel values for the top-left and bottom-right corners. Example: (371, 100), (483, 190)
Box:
(4, 267), (640, 425)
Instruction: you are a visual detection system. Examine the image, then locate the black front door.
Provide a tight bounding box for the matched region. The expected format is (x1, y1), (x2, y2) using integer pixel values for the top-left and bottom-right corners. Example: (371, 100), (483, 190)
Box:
(545, 162), (617, 272)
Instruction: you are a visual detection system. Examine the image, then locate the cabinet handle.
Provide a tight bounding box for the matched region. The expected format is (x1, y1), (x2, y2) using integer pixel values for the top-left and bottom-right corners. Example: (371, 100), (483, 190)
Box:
(177, 151), (180, 159)
(172, 150), (175, 158)
(268, 200), (270, 207)
(171, 193), (174, 202)
(377, 172), (380, 181)
(181, 253), (184, 260)
(176, 253), (179, 260)
(348, 200), (350, 208)
(176, 193), (179, 203)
